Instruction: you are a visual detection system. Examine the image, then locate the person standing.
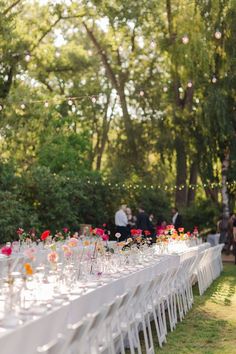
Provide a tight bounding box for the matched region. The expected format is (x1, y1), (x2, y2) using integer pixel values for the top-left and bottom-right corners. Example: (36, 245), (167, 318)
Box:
(233, 217), (236, 265)
(226, 213), (235, 254)
(218, 215), (228, 247)
(126, 207), (136, 230)
(171, 207), (183, 230)
(136, 207), (150, 232)
(115, 205), (128, 241)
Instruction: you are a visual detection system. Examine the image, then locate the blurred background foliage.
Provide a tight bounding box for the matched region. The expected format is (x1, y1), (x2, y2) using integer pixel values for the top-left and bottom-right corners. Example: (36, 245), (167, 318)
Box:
(0, 0), (235, 241)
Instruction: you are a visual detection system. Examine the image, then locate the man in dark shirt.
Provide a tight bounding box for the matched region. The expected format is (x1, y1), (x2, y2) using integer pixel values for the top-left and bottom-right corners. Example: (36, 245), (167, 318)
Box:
(171, 207), (183, 230)
(136, 207), (150, 232)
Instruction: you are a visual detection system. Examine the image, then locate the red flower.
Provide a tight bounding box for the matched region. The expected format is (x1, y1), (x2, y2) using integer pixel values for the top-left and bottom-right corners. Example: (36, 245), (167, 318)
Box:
(102, 223), (107, 227)
(41, 230), (50, 241)
(144, 230), (151, 236)
(178, 227), (184, 233)
(131, 229), (137, 236)
(63, 227), (69, 233)
(1, 246), (12, 257)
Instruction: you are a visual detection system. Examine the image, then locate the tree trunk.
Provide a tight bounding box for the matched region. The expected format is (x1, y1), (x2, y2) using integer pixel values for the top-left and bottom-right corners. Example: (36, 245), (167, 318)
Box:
(175, 138), (187, 207)
(221, 149), (230, 218)
(82, 22), (138, 162)
(187, 161), (198, 205)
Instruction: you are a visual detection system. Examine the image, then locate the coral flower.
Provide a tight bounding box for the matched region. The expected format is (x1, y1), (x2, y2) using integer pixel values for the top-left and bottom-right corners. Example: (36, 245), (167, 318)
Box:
(47, 251), (58, 263)
(68, 237), (78, 247)
(41, 230), (50, 241)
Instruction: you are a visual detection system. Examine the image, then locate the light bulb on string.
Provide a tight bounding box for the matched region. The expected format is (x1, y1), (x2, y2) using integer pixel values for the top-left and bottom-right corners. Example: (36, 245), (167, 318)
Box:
(214, 30), (222, 39)
(212, 76), (217, 83)
(0, 104), (3, 111)
(20, 103), (26, 110)
(163, 86), (168, 92)
(139, 90), (144, 97)
(91, 96), (97, 103)
(44, 101), (49, 108)
(150, 40), (155, 49)
(25, 53), (31, 62)
(181, 34), (189, 44)
(187, 81), (193, 88)
(68, 98), (73, 106)
(55, 51), (60, 58)
(178, 87), (184, 93)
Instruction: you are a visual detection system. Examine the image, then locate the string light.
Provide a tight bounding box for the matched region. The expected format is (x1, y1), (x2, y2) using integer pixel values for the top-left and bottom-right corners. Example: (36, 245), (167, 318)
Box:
(214, 30), (222, 39)
(182, 35), (189, 44)
(139, 90), (145, 97)
(91, 96), (97, 103)
(20, 103), (26, 110)
(25, 53), (31, 62)
(0, 104), (3, 111)
(163, 86), (168, 92)
(44, 101), (49, 107)
(212, 76), (217, 83)
(68, 98), (73, 106)
(187, 81), (193, 88)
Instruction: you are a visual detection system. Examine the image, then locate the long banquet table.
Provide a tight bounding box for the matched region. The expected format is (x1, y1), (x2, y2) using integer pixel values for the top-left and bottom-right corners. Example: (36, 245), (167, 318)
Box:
(0, 252), (182, 354)
(0, 242), (211, 354)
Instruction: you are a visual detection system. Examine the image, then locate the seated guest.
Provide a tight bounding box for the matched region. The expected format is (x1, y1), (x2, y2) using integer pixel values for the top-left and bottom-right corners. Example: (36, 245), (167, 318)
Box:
(115, 204), (129, 241)
(171, 207), (183, 230)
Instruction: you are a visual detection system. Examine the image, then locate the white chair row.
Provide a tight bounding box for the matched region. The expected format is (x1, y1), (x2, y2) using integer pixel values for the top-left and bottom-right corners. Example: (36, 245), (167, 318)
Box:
(195, 244), (224, 295)
(36, 246), (223, 354)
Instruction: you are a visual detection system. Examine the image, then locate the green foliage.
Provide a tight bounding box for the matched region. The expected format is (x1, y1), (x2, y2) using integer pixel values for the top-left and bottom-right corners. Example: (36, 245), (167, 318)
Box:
(182, 199), (220, 232)
(0, 0), (235, 242)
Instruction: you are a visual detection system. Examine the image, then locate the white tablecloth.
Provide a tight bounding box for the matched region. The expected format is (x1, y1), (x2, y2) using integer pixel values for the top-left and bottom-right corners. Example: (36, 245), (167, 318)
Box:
(0, 254), (180, 354)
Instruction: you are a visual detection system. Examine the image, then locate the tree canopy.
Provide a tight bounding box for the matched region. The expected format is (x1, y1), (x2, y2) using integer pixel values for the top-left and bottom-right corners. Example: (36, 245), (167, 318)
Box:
(0, 0), (235, 241)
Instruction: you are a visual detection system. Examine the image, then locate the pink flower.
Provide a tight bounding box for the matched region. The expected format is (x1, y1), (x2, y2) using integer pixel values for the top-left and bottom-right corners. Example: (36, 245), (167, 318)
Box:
(1, 246), (12, 257)
(95, 228), (104, 236)
(41, 230), (50, 241)
(102, 223), (107, 227)
(63, 227), (69, 233)
(47, 251), (58, 263)
(24, 247), (37, 261)
(101, 234), (109, 241)
(17, 228), (24, 235)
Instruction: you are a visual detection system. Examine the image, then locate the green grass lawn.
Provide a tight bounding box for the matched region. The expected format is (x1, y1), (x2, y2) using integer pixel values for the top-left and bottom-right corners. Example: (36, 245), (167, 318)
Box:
(127, 263), (236, 354)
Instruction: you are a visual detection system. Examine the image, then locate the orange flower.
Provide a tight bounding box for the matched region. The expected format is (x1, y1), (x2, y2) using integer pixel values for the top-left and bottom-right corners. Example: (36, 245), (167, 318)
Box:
(24, 263), (33, 275)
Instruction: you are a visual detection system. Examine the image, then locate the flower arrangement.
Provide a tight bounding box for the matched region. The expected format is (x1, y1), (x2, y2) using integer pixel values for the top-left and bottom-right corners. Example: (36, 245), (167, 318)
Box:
(17, 228), (36, 242)
(156, 225), (200, 243)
